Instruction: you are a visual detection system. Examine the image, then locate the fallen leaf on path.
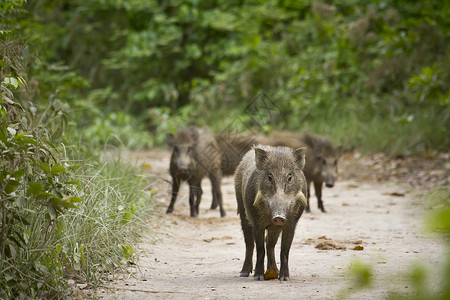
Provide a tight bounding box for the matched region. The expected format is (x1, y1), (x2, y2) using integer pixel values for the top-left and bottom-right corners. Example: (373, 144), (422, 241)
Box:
(383, 192), (405, 197)
(346, 184), (359, 189)
(342, 202), (350, 206)
(264, 269), (278, 280)
(352, 246), (364, 251)
(315, 241), (346, 250)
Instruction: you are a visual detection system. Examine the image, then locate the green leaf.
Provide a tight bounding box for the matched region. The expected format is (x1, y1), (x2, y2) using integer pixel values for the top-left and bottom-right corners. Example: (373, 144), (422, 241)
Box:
(28, 182), (43, 195)
(65, 180), (80, 185)
(62, 195), (83, 203)
(12, 169), (25, 179)
(51, 197), (77, 209)
(40, 162), (50, 174)
(56, 243), (62, 255)
(3, 77), (19, 89)
(12, 132), (32, 141)
(51, 163), (66, 174)
(8, 243), (17, 259)
(5, 179), (21, 194)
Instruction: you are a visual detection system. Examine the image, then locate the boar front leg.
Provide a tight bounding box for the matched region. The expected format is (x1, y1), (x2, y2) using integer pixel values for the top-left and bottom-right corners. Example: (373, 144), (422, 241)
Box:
(253, 226), (266, 281)
(279, 229), (295, 281)
(167, 177), (181, 214)
(266, 227), (281, 275)
(188, 181), (202, 217)
(239, 216), (254, 277)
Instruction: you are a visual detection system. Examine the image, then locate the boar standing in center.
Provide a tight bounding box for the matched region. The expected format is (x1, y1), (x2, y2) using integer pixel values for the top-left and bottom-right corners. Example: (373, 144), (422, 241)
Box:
(234, 145), (307, 281)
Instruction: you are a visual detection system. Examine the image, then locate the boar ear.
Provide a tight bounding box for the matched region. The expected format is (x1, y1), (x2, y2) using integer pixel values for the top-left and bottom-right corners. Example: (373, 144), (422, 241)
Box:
(293, 147), (306, 170)
(166, 133), (175, 147)
(254, 147), (268, 170)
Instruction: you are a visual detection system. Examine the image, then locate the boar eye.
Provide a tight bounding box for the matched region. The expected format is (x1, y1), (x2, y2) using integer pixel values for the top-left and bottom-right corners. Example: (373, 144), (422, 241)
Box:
(287, 173), (293, 183)
(268, 173), (273, 183)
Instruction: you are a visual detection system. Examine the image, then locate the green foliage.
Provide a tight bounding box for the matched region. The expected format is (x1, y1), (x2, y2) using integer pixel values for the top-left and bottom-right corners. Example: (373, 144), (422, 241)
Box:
(0, 40), (83, 298)
(1, 3), (155, 298)
(19, 0), (449, 153)
(79, 111), (154, 149)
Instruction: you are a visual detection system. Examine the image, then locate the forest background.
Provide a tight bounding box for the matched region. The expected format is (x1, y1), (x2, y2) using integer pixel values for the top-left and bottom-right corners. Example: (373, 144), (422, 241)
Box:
(1, 0), (449, 298)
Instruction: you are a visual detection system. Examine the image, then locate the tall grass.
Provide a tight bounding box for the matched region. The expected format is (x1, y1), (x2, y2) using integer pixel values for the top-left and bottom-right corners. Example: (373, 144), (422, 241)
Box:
(0, 147), (154, 299)
(55, 153), (154, 283)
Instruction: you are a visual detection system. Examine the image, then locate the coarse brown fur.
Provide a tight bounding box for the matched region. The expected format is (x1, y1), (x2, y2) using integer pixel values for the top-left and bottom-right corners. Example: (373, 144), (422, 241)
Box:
(234, 145), (307, 281)
(167, 126), (225, 217)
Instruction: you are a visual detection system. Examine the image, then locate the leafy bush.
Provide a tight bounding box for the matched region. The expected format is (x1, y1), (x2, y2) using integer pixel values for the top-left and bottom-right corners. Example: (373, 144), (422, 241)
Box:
(21, 0), (449, 153)
(0, 38), (82, 298)
(1, 4), (155, 298)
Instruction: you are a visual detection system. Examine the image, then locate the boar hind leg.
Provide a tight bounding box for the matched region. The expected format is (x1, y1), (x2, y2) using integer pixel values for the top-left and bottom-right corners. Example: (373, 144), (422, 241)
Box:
(266, 228), (281, 274)
(279, 230), (295, 281)
(239, 215), (254, 277)
(314, 181), (326, 213)
(210, 173), (226, 217)
(305, 180), (312, 213)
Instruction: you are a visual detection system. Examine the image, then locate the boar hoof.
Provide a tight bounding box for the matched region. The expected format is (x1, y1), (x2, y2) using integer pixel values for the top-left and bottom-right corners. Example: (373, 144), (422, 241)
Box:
(279, 276), (290, 281)
(254, 274), (264, 281)
(240, 272), (250, 277)
(166, 207), (173, 214)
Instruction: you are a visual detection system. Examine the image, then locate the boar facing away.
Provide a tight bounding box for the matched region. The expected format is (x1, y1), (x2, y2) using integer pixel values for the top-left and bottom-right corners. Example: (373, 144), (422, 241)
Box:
(166, 127), (225, 217)
(234, 145), (307, 281)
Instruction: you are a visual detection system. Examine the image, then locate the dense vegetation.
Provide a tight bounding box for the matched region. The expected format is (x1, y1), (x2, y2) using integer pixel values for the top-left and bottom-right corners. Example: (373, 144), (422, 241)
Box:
(1, 1), (153, 298)
(1, 0), (449, 298)
(21, 0), (450, 152)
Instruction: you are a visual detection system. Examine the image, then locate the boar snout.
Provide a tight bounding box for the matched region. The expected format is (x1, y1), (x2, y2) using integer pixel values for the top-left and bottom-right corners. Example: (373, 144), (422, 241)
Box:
(324, 175), (335, 188)
(272, 215), (287, 226)
(178, 167), (188, 174)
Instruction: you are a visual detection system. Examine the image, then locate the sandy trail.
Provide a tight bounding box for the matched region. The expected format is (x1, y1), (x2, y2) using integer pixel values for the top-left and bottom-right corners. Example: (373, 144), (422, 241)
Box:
(99, 150), (446, 299)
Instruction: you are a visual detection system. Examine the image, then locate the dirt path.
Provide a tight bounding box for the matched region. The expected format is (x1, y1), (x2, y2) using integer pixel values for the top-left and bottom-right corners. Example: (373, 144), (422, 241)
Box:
(99, 150), (447, 299)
